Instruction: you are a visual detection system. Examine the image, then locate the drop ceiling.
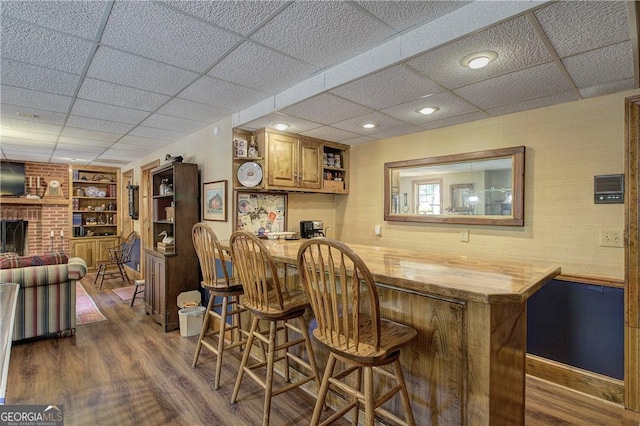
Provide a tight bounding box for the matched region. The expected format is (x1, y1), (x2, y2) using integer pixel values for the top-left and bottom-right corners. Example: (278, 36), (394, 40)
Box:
(0, 1), (638, 166)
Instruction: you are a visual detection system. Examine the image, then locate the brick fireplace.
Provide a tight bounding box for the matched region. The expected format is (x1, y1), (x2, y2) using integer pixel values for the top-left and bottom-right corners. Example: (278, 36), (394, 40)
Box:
(0, 162), (69, 255)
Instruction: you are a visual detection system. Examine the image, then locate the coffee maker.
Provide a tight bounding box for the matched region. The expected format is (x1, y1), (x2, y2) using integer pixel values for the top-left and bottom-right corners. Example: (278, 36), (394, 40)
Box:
(300, 220), (325, 238)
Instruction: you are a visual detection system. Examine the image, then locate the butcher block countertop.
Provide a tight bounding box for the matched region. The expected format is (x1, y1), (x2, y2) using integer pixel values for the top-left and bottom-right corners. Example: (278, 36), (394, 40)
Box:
(224, 238), (561, 305)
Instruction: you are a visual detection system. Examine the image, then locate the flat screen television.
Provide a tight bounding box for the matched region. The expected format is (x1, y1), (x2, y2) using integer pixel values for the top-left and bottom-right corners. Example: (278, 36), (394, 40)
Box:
(0, 161), (26, 196)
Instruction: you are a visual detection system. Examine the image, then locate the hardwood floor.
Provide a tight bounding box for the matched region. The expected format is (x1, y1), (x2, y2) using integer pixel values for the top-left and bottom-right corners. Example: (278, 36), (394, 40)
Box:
(6, 277), (625, 425)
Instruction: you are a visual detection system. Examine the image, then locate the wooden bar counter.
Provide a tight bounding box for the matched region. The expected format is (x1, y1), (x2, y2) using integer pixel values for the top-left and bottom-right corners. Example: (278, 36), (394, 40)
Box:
(223, 238), (560, 425)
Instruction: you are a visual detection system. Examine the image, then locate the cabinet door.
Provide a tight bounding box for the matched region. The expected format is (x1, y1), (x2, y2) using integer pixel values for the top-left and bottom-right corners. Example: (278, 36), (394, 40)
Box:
(71, 240), (95, 269)
(299, 140), (322, 189)
(145, 254), (164, 324)
(267, 133), (298, 187)
(96, 237), (119, 263)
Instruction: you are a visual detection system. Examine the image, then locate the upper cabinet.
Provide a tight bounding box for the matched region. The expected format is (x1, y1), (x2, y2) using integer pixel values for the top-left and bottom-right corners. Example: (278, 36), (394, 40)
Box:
(233, 128), (349, 194)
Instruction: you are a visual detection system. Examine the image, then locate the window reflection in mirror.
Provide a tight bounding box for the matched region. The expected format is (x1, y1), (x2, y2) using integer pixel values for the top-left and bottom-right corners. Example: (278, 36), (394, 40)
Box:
(384, 146), (524, 226)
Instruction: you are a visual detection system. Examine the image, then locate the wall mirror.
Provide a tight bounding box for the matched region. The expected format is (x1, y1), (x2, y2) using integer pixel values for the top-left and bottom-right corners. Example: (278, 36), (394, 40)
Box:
(384, 146), (525, 226)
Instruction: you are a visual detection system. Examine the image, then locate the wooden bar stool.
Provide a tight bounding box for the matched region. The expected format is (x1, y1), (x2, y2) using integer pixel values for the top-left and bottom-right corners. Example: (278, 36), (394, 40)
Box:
(191, 223), (249, 390)
(229, 231), (321, 426)
(297, 237), (418, 426)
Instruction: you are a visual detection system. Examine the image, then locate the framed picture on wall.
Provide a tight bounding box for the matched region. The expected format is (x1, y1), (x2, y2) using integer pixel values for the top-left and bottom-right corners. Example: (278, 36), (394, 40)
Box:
(235, 192), (287, 235)
(203, 180), (227, 222)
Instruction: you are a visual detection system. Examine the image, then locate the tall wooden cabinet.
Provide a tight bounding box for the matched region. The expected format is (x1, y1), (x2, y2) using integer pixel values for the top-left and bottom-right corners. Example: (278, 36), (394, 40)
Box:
(144, 162), (200, 332)
(68, 166), (120, 270)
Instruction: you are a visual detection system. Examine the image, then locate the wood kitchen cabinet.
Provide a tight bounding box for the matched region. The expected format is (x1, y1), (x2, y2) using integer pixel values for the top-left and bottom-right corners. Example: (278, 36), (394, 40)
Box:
(70, 236), (119, 271)
(144, 162), (200, 332)
(233, 128), (348, 194)
(266, 132), (322, 190)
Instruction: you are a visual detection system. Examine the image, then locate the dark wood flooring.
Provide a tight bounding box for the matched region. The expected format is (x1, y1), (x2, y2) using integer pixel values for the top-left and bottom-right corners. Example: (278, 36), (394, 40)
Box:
(5, 276), (625, 425)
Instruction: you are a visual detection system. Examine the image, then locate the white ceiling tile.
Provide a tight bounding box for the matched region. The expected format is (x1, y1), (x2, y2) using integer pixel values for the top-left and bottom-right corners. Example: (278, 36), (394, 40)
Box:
(1, 59), (80, 96)
(158, 98), (232, 123)
(1, 105), (67, 126)
(355, 0), (470, 32)
(119, 134), (179, 147)
(419, 111), (491, 131)
(535, 1), (630, 58)
(0, 137), (56, 148)
(331, 111), (409, 136)
(251, 1), (394, 68)
(78, 78), (170, 111)
(0, 117), (62, 136)
(241, 113), (322, 134)
(66, 115), (134, 134)
(1, 85), (73, 113)
(162, 0), (288, 36)
(140, 113), (207, 133)
(208, 41), (318, 94)
(299, 126), (362, 142)
(330, 64), (442, 110)
(381, 91), (478, 125)
(110, 141), (161, 152)
(128, 125), (188, 141)
(579, 78), (636, 99)
(86, 46), (199, 96)
(340, 135), (376, 145)
(367, 125), (426, 140)
(280, 93), (373, 125)
(484, 90), (583, 117)
(179, 76), (271, 111)
(58, 136), (113, 148)
(1, 1), (107, 39)
(0, 16), (93, 74)
(0, 130), (57, 143)
(407, 15), (552, 89)
(71, 99), (149, 125)
(101, 2), (241, 72)
(562, 41), (634, 89)
(54, 144), (105, 156)
(453, 62), (575, 110)
(60, 127), (122, 142)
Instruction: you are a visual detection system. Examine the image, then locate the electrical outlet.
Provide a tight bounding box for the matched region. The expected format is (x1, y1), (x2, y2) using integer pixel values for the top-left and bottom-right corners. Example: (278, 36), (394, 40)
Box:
(600, 229), (623, 247)
(461, 229), (469, 242)
(374, 225), (381, 236)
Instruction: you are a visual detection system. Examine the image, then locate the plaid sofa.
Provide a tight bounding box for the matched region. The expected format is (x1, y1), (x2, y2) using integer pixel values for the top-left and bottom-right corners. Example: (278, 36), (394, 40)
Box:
(0, 252), (87, 341)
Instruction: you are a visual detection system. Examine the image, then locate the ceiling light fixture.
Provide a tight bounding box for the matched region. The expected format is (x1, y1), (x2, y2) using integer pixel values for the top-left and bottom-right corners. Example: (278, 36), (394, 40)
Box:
(362, 123), (376, 129)
(273, 123), (290, 131)
(416, 107), (439, 115)
(460, 51), (498, 69)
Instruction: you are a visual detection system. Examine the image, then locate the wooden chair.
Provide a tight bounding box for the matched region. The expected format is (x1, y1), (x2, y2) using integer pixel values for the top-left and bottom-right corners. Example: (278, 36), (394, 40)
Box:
(297, 237), (418, 426)
(191, 223), (247, 390)
(229, 230), (321, 426)
(94, 231), (137, 290)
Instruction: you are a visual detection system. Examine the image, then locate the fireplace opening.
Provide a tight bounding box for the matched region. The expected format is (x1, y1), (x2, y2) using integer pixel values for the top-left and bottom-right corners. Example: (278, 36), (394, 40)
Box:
(1, 220), (28, 255)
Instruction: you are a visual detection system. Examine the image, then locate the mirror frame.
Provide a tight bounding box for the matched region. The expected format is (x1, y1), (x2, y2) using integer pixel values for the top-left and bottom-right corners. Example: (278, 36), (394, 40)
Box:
(384, 146), (525, 226)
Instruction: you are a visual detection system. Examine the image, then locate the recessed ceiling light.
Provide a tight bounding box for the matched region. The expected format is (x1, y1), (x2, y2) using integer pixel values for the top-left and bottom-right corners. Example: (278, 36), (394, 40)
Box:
(273, 123), (290, 131)
(416, 107), (439, 115)
(362, 123), (376, 129)
(460, 51), (498, 69)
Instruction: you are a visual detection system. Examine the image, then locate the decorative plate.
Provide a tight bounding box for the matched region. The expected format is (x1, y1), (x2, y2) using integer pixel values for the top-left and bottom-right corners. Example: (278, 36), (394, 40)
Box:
(85, 186), (106, 197)
(237, 162), (263, 187)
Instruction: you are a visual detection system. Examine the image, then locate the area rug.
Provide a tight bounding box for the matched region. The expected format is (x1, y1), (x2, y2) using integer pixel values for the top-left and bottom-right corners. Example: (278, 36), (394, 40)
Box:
(76, 282), (107, 325)
(112, 285), (135, 301)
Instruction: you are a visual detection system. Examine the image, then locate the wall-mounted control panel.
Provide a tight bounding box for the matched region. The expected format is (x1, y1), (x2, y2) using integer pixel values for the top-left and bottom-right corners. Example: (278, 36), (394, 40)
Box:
(594, 174), (624, 204)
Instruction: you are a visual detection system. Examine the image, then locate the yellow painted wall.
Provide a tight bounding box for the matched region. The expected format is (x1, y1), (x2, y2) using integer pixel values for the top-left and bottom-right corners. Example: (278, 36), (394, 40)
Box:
(335, 89), (640, 279)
